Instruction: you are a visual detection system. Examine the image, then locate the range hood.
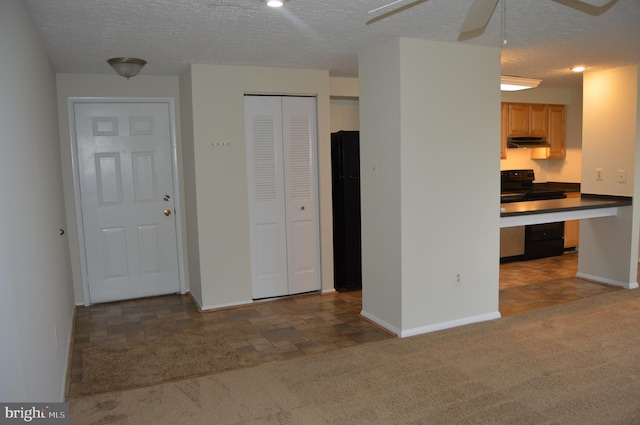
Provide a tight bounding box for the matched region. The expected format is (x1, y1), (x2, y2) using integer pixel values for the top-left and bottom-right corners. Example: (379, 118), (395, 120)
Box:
(507, 136), (551, 148)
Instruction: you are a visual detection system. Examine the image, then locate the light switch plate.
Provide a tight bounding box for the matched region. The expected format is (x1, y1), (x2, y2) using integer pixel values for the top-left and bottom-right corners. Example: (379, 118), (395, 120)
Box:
(617, 169), (626, 183)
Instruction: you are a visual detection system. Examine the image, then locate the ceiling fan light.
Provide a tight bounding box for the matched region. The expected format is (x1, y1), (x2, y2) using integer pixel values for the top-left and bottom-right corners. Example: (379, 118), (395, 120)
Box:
(500, 75), (542, 91)
(107, 57), (147, 79)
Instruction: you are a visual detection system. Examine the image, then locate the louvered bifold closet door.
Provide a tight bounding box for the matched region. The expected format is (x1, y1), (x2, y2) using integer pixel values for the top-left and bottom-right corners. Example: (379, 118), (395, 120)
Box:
(245, 96), (289, 299)
(245, 95), (320, 299)
(282, 97), (320, 295)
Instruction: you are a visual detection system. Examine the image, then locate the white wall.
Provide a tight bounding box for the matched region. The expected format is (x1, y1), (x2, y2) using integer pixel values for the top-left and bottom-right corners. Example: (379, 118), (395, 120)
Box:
(0, 0), (74, 402)
(359, 39), (403, 333)
(501, 88), (583, 183)
(181, 65), (332, 309)
(578, 65), (639, 288)
(330, 99), (360, 132)
(359, 38), (501, 336)
(55, 74), (185, 304)
(329, 77), (360, 132)
(581, 66), (638, 197)
(178, 68), (202, 303)
(330, 77), (359, 98)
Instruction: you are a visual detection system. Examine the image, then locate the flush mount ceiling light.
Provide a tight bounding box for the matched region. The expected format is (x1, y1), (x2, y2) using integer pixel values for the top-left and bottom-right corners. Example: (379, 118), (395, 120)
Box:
(107, 57), (147, 79)
(500, 75), (542, 91)
(262, 0), (287, 7)
(571, 65), (587, 72)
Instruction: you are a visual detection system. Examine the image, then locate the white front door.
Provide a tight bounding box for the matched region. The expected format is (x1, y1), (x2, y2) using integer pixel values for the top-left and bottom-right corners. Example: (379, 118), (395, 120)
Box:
(74, 102), (180, 303)
(245, 95), (320, 299)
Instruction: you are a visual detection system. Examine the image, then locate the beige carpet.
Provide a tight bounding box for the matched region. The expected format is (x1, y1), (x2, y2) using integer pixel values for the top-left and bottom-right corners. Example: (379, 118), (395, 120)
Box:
(70, 289), (640, 424)
(76, 329), (244, 396)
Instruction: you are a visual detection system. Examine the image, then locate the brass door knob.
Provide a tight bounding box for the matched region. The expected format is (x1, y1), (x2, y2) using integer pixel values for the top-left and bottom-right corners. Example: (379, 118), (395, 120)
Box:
(164, 209), (172, 216)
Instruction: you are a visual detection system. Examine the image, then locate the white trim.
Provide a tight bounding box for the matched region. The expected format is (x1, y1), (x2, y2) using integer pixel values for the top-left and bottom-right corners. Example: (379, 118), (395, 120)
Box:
(60, 307), (76, 402)
(199, 300), (255, 311)
(399, 311), (502, 338)
(67, 97), (186, 306)
(575, 272), (639, 289)
(360, 310), (401, 336)
(321, 287), (336, 294)
(361, 309), (502, 338)
(500, 207), (619, 228)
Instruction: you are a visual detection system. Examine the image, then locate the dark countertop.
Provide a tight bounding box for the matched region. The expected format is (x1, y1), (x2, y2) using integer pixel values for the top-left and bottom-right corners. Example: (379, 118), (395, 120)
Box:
(532, 182), (581, 192)
(500, 194), (632, 217)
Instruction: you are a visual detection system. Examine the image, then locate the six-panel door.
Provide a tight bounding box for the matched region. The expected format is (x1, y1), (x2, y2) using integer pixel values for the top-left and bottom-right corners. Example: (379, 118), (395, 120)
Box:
(75, 102), (180, 303)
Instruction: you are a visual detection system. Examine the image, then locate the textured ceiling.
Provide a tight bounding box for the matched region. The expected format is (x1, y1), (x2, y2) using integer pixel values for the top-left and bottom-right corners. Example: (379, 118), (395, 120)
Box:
(25, 0), (640, 89)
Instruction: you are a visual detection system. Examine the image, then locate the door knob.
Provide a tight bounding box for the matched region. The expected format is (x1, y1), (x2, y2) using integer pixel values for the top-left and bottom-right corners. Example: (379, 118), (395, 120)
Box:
(164, 209), (172, 216)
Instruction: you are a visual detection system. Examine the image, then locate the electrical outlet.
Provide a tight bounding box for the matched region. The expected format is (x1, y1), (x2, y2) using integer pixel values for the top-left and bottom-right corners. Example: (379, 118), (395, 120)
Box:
(617, 169), (626, 183)
(455, 273), (462, 285)
(595, 168), (603, 181)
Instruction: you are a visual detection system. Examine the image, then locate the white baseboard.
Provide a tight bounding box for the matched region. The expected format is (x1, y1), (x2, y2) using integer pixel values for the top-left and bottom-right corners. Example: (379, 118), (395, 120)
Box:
(399, 311), (502, 338)
(360, 309), (502, 338)
(576, 272), (639, 289)
(360, 310), (401, 336)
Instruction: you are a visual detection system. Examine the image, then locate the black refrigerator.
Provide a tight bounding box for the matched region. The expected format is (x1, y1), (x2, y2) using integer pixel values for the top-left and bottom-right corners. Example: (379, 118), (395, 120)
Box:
(331, 131), (362, 291)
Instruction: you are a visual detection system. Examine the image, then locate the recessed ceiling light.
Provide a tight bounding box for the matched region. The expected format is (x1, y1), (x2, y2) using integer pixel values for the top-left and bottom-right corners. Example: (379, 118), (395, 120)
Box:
(571, 66), (586, 73)
(263, 0), (286, 7)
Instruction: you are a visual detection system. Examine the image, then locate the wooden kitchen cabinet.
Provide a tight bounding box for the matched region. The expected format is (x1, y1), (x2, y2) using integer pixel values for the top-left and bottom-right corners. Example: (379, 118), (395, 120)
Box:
(506, 103), (548, 137)
(500, 103), (508, 159)
(531, 104), (565, 159)
(501, 102), (565, 160)
(564, 192), (580, 249)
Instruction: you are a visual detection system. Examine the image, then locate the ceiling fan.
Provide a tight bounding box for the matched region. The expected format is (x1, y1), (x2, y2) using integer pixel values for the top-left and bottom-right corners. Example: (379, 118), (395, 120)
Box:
(366, 0), (617, 41)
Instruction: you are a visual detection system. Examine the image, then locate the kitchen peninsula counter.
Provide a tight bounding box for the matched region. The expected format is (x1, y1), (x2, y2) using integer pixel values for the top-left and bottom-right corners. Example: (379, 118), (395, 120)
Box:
(500, 194), (632, 228)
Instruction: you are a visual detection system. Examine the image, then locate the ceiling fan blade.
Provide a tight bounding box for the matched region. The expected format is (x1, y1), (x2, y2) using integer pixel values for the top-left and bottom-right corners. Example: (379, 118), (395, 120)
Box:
(458, 0), (500, 40)
(573, 0), (615, 6)
(366, 0), (430, 25)
(551, 0), (617, 16)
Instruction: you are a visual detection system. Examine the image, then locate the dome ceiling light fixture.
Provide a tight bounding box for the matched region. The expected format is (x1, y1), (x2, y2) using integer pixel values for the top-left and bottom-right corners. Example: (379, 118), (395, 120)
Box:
(571, 65), (587, 72)
(107, 57), (147, 79)
(500, 75), (542, 91)
(262, 0), (288, 8)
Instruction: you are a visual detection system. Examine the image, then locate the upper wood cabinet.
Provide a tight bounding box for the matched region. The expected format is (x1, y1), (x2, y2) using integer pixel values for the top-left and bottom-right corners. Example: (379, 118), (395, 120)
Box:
(528, 104), (549, 137)
(507, 103), (548, 137)
(500, 103), (508, 159)
(501, 102), (565, 159)
(530, 104), (565, 159)
(547, 104), (566, 158)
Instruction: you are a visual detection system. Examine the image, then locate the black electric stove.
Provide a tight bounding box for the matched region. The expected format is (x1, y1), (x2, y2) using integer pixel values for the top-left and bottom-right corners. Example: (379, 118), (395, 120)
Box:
(500, 169), (566, 204)
(500, 169), (566, 261)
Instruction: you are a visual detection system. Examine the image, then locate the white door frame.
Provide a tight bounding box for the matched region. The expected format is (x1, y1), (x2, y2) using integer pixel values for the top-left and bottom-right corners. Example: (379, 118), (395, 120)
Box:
(68, 97), (186, 306)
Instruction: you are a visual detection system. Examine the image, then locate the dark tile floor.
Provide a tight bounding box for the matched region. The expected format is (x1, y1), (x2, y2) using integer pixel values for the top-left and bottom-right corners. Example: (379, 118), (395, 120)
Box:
(67, 288), (391, 397)
(68, 251), (622, 397)
(499, 251), (621, 316)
